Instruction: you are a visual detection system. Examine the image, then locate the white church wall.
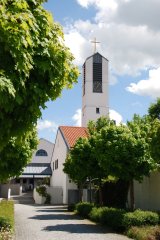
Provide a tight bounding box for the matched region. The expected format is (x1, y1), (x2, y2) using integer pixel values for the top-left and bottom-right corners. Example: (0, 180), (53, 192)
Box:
(134, 171), (160, 211)
(50, 129), (77, 204)
(32, 138), (54, 163)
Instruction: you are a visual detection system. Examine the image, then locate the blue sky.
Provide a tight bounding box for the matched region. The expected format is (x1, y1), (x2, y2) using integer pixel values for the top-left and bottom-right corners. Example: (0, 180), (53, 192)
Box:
(38, 0), (160, 142)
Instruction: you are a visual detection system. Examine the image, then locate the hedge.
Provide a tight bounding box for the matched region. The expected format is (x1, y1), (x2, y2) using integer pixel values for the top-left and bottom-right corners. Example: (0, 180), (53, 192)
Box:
(90, 207), (126, 230)
(76, 203), (159, 231)
(123, 210), (159, 228)
(76, 202), (94, 218)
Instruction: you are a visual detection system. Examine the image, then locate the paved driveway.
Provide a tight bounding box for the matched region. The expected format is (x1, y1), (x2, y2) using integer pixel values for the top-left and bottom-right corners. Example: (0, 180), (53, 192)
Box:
(14, 204), (131, 240)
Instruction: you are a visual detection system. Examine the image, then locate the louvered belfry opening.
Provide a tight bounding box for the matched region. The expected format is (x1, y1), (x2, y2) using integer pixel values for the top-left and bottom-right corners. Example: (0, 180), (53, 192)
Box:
(83, 63), (86, 95)
(93, 53), (102, 93)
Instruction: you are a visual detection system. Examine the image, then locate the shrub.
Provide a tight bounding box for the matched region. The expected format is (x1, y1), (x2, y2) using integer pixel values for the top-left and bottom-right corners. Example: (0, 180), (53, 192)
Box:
(0, 201), (14, 230)
(123, 210), (159, 228)
(36, 185), (51, 204)
(89, 207), (104, 222)
(45, 194), (51, 204)
(100, 207), (126, 230)
(36, 185), (46, 197)
(76, 202), (94, 218)
(68, 204), (75, 212)
(89, 206), (126, 230)
(126, 226), (160, 240)
(0, 217), (11, 231)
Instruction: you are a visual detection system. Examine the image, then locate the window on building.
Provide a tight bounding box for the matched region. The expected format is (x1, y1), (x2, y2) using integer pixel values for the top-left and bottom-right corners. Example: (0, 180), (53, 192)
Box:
(93, 53), (102, 93)
(53, 162), (54, 171)
(55, 159), (58, 169)
(36, 149), (48, 156)
(96, 108), (100, 114)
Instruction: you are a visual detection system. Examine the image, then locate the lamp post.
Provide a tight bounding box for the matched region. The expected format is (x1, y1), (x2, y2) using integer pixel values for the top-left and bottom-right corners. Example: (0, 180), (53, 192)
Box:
(86, 177), (99, 203)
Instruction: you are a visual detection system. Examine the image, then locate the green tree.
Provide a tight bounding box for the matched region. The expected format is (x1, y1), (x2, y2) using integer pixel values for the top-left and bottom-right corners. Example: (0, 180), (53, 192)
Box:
(63, 135), (106, 202)
(0, 0), (78, 149)
(63, 138), (91, 201)
(0, 126), (38, 182)
(148, 98), (160, 120)
(148, 99), (160, 162)
(0, 0), (78, 180)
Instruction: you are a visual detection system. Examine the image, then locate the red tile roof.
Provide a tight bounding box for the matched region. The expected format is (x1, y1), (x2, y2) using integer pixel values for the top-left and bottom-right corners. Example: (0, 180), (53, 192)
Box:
(59, 126), (88, 148)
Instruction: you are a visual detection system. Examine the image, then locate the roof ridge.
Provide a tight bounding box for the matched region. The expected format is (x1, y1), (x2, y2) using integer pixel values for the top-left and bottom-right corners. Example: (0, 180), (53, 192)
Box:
(59, 126), (87, 128)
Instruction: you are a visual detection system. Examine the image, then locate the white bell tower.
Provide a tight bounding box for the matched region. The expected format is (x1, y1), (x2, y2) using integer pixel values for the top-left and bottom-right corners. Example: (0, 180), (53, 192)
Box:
(81, 51), (109, 127)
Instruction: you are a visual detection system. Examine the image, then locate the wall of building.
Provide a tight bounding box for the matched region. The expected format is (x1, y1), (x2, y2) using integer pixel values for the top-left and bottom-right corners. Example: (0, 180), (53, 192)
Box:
(31, 138), (54, 164)
(134, 171), (160, 211)
(50, 129), (77, 204)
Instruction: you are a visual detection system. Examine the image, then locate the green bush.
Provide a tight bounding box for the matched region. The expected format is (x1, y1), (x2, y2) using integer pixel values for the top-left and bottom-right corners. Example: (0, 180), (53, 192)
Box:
(0, 217), (11, 231)
(36, 185), (47, 197)
(68, 204), (75, 212)
(123, 210), (159, 228)
(0, 200), (14, 231)
(100, 207), (126, 230)
(76, 202), (94, 218)
(36, 185), (51, 204)
(89, 206), (126, 230)
(89, 207), (104, 222)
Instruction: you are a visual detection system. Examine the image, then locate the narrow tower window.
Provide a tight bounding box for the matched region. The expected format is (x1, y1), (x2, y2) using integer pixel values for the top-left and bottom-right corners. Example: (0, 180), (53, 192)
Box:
(93, 53), (102, 93)
(96, 108), (100, 114)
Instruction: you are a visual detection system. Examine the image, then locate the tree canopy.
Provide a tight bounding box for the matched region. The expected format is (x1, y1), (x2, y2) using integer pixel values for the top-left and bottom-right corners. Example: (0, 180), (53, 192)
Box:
(148, 99), (160, 162)
(0, 126), (38, 182)
(0, 0), (78, 181)
(0, 0), (78, 149)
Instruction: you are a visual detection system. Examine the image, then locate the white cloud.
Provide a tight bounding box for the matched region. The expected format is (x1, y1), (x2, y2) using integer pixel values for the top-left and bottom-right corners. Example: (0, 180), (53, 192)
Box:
(72, 109), (82, 126)
(109, 109), (123, 124)
(126, 67), (160, 98)
(109, 72), (118, 85)
(76, 0), (118, 12)
(63, 0), (160, 78)
(37, 120), (58, 133)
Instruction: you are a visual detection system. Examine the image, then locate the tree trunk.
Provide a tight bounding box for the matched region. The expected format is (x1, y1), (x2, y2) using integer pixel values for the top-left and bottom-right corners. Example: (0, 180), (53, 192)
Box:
(78, 183), (83, 202)
(99, 181), (103, 206)
(130, 180), (135, 211)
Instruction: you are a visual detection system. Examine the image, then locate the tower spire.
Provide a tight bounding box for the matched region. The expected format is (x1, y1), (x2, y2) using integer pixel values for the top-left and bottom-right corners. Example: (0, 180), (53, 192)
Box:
(91, 37), (100, 54)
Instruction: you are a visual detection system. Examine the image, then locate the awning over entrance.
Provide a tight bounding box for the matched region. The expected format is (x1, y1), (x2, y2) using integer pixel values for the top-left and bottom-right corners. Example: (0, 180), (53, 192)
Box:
(20, 164), (52, 178)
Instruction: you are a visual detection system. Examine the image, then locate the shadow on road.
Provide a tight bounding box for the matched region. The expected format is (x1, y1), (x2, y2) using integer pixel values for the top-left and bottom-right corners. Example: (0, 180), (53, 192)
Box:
(43, 223), (109, 234)
(29, 213), (79, 221)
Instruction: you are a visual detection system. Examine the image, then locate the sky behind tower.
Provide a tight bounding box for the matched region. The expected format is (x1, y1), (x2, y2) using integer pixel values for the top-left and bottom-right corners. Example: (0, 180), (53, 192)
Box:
(38, 0), (160, 142)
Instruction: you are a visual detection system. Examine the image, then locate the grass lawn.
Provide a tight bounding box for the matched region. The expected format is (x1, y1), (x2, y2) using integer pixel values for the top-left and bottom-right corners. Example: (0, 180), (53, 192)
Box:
(0, 200), (14, 240)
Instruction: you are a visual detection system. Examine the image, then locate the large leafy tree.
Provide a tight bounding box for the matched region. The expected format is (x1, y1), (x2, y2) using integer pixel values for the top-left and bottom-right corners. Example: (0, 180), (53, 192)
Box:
(0, 0), (78, 149)
(0, 0), (78, 180)
(148, 99), (160, 162)
(63, 136), (106, 202)
(0, 126), (38, 182)
(64, 116), (157, 208)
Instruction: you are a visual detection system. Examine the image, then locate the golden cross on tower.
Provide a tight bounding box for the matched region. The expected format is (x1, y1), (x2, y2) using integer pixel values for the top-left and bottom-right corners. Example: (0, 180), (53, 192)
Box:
(91, 37), (100, 54)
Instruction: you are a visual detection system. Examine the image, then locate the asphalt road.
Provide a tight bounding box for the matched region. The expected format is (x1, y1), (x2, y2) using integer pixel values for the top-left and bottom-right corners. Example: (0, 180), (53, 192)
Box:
(14, 204), (132, 240)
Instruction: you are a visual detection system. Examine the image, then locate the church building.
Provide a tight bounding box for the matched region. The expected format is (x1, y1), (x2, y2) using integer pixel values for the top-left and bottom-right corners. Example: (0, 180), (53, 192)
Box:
(50, 51), (109, 204)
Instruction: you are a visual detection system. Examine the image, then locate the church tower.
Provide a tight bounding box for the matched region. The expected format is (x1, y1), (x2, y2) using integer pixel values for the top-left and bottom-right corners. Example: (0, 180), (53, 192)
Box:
(82, 52), (109, 127)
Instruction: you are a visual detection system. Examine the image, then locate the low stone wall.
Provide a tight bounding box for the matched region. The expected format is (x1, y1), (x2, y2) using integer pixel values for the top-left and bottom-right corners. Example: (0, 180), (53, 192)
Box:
(0, 184), (21, 198)
(134, 171), (160, 211)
